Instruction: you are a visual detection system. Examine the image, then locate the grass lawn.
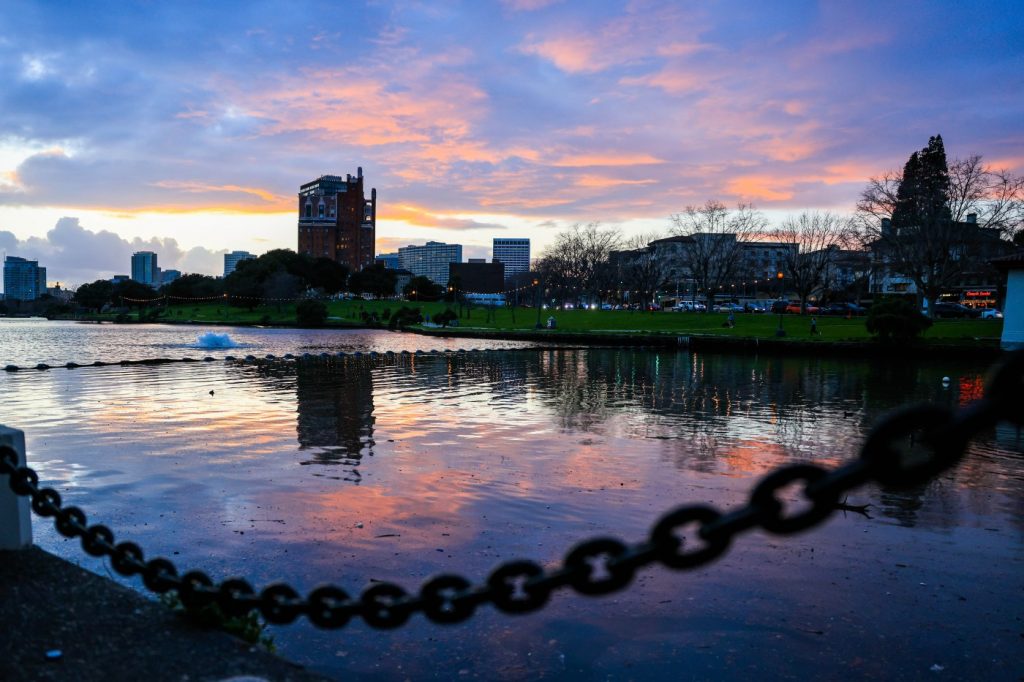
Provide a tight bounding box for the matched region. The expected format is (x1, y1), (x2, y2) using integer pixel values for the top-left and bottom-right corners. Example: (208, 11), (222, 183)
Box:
(75, 300), (1004, 343)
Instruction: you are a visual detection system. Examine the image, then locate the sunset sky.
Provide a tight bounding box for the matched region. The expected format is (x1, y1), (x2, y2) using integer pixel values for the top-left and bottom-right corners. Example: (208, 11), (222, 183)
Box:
(1, 0), (1022, 286)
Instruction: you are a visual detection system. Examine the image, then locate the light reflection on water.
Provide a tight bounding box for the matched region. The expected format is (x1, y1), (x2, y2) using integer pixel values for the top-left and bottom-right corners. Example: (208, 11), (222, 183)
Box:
(2, 325), (1023, 679)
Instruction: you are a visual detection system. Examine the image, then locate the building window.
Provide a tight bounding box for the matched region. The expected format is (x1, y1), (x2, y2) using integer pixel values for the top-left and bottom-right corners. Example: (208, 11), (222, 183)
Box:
(305, 205), (312, 218)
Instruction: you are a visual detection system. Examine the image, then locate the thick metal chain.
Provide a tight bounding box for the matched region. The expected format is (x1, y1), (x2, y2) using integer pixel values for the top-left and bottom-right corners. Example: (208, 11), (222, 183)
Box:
(3, 350), (1021, 630)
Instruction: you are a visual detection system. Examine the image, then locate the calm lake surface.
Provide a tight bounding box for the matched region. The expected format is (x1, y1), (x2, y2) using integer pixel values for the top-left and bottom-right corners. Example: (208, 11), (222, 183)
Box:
(2, 320), (1022, 680)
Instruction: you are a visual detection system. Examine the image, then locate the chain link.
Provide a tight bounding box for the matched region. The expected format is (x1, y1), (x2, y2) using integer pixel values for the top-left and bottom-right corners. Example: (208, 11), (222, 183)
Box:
(2, 349), (1020, 630)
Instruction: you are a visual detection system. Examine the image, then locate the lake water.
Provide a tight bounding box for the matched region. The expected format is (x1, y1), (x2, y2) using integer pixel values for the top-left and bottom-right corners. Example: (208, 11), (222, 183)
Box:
(2, 321), (1022, 680)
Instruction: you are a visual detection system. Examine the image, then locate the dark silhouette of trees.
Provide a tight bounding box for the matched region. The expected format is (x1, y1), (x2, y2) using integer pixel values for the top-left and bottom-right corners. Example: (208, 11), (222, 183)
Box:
(857, 136), (1023, 314)
(74, 279), (115, 312)
(403, 276), (442, 301)
(349, 263), (397, 298)
(160, 274), (223, 299)
(670, 201), (767, 311)
(775, 212), (854, 313)
(535, 223), (621, 305)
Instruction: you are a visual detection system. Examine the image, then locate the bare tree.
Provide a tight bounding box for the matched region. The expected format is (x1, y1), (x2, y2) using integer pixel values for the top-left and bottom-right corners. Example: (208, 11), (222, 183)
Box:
(947, 155), (1024, 238)
(857, 146), (1023, 312)
(536, 223), (621, 305)
(775, 212), (854, 313)
(670, 201), (767, 311)
(617, 232), (668, 311)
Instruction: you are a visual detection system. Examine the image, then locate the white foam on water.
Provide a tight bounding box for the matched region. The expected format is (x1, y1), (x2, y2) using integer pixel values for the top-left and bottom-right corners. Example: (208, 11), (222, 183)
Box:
(195, 332), (239, 349)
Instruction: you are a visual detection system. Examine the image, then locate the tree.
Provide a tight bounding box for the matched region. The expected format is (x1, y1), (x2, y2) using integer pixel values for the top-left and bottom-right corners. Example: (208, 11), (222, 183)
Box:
(161, 274), (223, 299)
(349, 263), (398, 299)
(617, 233), (669, 311)
(535, 223), (621, 305)
(224, 260), (263, 310)
(264, 271), (301, 312)
(669, 201), (767, 311)
(308, 258), (349, 294)
(403, 276), (442, 301)
(866, 298), (932, 342)
(74, 279), (114, 312)
(857, 137), (1023, 314)
(775, 212), (854, 313)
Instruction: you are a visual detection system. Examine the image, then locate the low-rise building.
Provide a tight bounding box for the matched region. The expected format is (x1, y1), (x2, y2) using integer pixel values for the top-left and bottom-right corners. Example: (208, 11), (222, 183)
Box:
(375, 252), (400, 270)
(449, 261), (504, 294)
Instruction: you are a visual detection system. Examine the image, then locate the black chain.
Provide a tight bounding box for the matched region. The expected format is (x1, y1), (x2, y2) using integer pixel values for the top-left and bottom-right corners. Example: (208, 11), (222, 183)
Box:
(3, 350), (1021, 630)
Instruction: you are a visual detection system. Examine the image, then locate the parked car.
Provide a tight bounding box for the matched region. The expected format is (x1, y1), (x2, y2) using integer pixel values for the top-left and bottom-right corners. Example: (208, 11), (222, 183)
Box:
(821, 302), (867, 316)
(784, 302), (819, 314)
(979, 308), (1003, 319)
(930, 302), (980, 319)
(769, 300), (789, 314)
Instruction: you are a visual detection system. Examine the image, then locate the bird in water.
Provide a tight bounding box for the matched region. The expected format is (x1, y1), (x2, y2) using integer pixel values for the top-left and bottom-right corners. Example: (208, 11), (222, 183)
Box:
(209, 390), (215, 396)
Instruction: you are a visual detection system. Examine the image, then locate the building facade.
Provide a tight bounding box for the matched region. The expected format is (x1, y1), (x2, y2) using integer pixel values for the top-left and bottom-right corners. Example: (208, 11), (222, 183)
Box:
(298, 169), (377, 272)
(868, 214), (1016, 307)
(492, 238), (530, 280)
(131, 251), (159, 286)
(3, 256), (46, 301)
(398, 241), (463, 286)
(375, 252), (400, 270)
(223, 250), (254, 277)
(159, 269), (182, 286)
(449, 261), (504, 294)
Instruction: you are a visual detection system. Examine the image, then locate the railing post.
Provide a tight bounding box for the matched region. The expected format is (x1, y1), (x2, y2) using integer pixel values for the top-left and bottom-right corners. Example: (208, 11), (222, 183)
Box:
(0, 425), (32, 549)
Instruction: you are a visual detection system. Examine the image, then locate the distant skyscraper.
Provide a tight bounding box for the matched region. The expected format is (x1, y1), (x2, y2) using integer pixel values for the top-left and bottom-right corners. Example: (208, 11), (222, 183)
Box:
(224, 250), (254, 277)
(398, 241), (462, 286)
(492, 238), (530, 280)
(298, 169), (377, 272)
(131, 251), (158, 286)
(3, 256), (46, 301)
(375, 252), (400, 270)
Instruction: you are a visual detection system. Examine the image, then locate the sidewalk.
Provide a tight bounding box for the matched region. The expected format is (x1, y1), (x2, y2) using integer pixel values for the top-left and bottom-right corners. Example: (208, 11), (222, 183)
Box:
(0, 546), (330, 682)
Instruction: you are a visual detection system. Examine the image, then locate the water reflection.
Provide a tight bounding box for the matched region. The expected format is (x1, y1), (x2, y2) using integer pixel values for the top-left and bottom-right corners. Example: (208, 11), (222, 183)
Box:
(3, 346), (1022, 680)
(294, 361), (375, 479)
(222, 349), (1024, 532)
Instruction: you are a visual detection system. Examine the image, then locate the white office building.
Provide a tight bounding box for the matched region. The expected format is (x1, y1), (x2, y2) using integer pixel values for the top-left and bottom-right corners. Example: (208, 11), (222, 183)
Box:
(492, 238), (530, 280)
(224, 250), (255, 277)
(398, 241), (463, 286)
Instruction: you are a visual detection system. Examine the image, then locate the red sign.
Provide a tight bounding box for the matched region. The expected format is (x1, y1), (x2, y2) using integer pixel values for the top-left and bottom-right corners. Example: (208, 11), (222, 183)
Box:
(965, 290), (992, 298)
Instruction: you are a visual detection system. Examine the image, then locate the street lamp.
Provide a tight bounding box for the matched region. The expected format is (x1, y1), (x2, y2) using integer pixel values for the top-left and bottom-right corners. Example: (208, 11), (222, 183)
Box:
(775, 271), (786, 337)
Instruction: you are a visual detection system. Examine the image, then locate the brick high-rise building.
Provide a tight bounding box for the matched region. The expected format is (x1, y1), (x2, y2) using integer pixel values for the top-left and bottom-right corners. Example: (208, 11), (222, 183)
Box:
(298, 169), (377, 272)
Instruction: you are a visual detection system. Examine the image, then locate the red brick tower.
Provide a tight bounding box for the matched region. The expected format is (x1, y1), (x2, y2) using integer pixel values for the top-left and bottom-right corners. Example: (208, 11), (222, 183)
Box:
(297, 168), (376, 271)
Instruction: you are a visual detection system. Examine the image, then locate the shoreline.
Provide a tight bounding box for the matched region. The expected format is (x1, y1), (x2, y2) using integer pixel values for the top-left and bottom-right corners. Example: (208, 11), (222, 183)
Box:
(409, 326), (1005, 359)
(30, 315), (1006, 360)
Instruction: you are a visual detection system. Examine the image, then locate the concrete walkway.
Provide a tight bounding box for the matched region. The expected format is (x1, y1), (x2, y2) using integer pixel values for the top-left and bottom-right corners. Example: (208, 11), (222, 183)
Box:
(0, 547), (331, 682)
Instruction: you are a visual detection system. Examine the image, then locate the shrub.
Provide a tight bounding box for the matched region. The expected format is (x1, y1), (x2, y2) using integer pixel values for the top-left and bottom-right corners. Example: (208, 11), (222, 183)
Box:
(433, 308), (458, 327)
(387, 306), (423, 330)
(295, 300), (327, 327)
(865, 299), (932, 342)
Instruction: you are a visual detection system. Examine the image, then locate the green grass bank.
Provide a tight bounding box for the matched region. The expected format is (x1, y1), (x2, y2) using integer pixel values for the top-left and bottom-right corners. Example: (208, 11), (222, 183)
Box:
(67, 299), (1003, 352)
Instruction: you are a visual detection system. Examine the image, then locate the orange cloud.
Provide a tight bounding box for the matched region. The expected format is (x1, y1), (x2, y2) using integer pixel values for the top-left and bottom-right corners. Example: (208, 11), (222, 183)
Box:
(726, 176), (795, 202)
(620, 68), (703, 95)
(574, 175), (658, 188)
(151, 180), (290, 207)
(520, 35), (604, 73)
(550, 153), (666, 167)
